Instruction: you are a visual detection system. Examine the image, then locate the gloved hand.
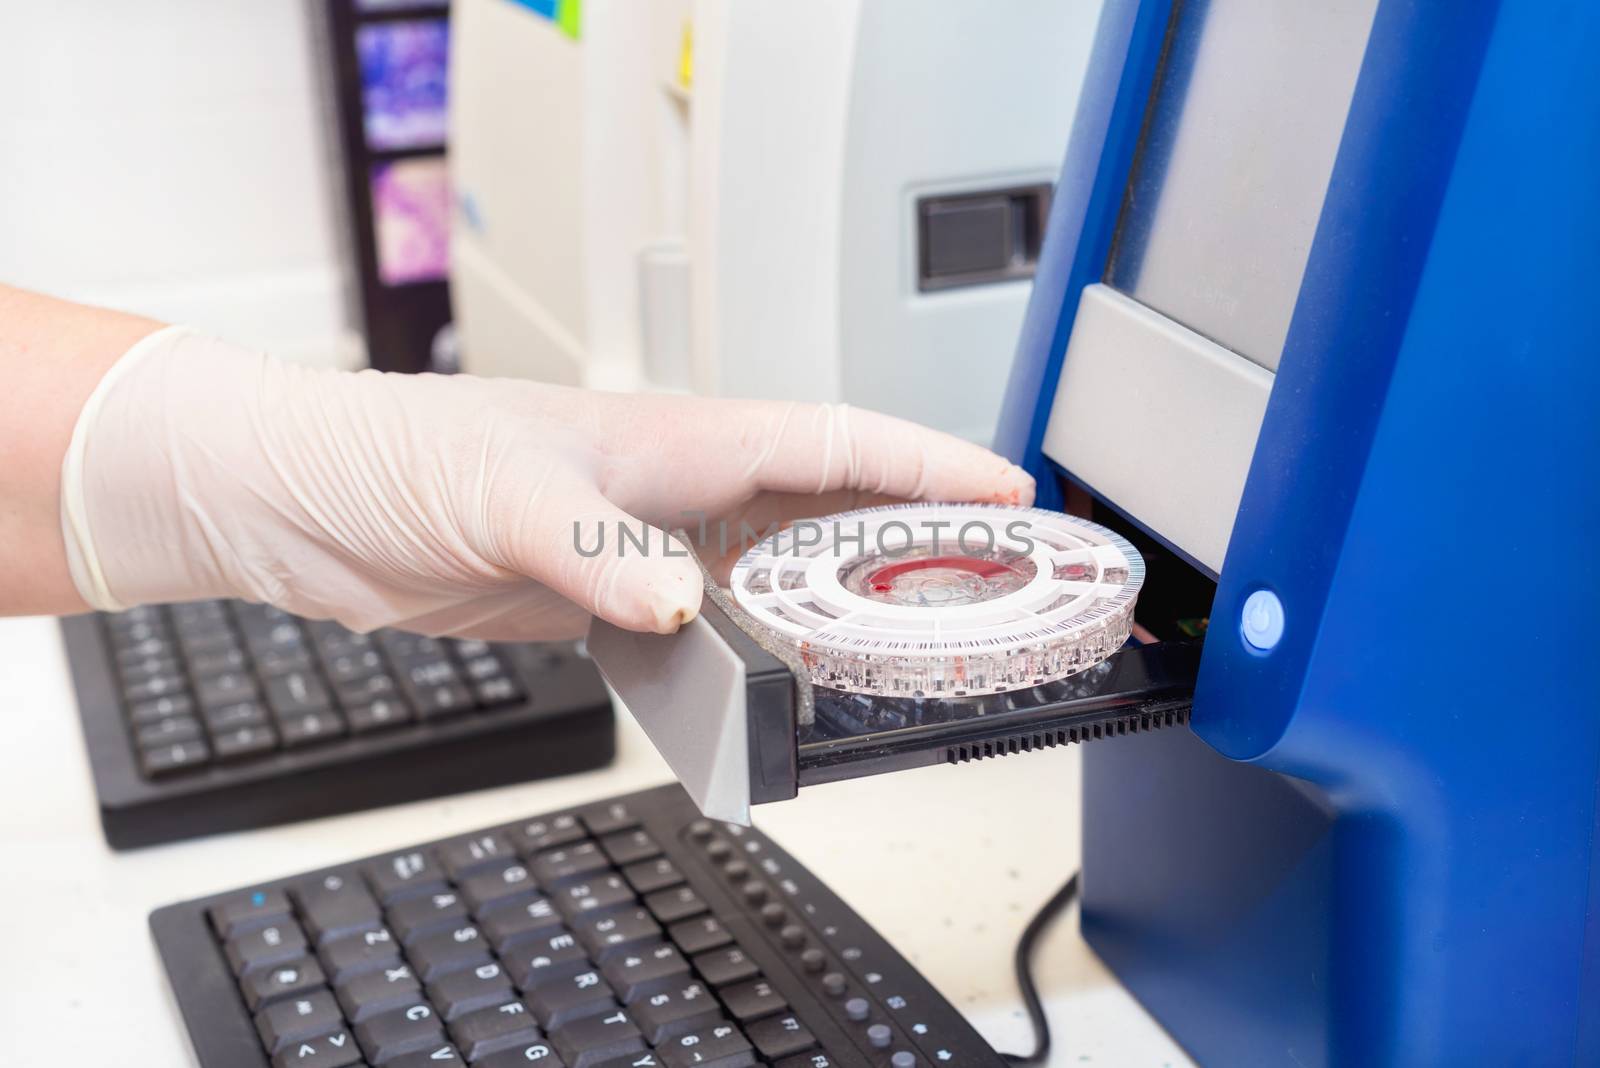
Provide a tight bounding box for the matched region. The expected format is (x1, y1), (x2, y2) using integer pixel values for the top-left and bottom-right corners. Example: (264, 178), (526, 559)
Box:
(60, 327), (1034, 640)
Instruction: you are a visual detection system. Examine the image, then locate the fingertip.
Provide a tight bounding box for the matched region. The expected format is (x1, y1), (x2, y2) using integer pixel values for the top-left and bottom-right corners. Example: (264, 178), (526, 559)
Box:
(619, 551), (703, 635)
(1004, 463), (1037, 507)
(646, 574), (703, 634)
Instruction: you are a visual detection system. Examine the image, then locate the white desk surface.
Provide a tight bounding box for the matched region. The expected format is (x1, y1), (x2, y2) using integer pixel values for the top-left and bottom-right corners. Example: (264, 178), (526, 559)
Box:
(0, 615), (1193, 1067)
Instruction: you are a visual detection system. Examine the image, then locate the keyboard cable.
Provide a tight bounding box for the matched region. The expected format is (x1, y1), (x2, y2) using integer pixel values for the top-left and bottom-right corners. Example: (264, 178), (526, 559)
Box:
(1001, 870), (1081, 1066)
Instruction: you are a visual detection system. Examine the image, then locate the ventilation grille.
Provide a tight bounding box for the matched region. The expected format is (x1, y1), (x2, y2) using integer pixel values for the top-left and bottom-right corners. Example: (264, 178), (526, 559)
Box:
(944, 707), (1190, 764)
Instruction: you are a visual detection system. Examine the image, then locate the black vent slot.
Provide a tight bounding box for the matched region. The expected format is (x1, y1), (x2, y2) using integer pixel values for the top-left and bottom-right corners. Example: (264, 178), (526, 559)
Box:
(945, 706), (1191, 765)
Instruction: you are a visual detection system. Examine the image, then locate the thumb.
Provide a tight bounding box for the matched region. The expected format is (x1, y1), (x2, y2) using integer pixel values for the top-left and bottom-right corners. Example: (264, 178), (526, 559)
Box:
(493, 478), (704, 634)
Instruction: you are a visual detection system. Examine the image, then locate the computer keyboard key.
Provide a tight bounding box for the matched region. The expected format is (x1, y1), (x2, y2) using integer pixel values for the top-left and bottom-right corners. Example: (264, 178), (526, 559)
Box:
(629, 981), (721, 1044)
(551, 1008), (647, 1068)
(205, 699), (270, 731)
(403, 657), (461, 688)
(408, 923), (492, 981)
(259, 647), (318, 677)
(109, 619), (168, 648)
(136, 714), (203, 747)
(601, 943), (689, 1002)
(171, 599), (227, 624)
(267, 672), (334, 717)
(578, 801), (639, 837)
(525, 969), (618, 1029)
(460, 863), (538, 913)
(336, 962), (423, 1023)
(256, 989), (344, 1053)
(554, 875), (635, 921)
(168, 603), (226, 636)
(590, 1054), (660, 1068)
(209, 887), (292, 939)
(719, 978), (787, 1023)
(338, 671), (401, 704)
(427, 961), (515, 1021)
(414, 680), (475, 720)
(187, 646), (248, 677)
(458, 648), (511, 681)
(308, 619), (371, 654)
(240, 610), (306, 650)
(656, 1022), (755, 1068)
(294, 872), (383, 944)
(227, 920), (309, 977)
(576, 907), (661, 961)
(271, 1029), (362, 1068)
(129, 693), (196, 725)
(691, 948), (758, 988)
(644, 887), (707, 925)
(177, 628), (241, 659)
(280, 710), (347, 748)
(141, 738), (212, 776)
(665, 917), (731, 956)
(741, 1012), (815, 1060)
(243, 956), (327, 1012)
(447, 1000), (543, 1062)
(474, 674), (525, 708)
(599, 831), (660, 868)
(321, 927), (402, 982)
(512, 815), (587, 853)
(324, 648), (387, 685)
(214, 724), (280, 762)
(621, 858), (683, 896)
(115, 636), (174, 666)
(389, 891), (469, 943)
(346, 697), (413, 734)
(507, 930), (591, 989)
(119, 654), (181, 684)
(355, 1002), (446, 1064)
(531, 842), (611, 886)
(387, 1044), (466, 1068)
(439, 832), (517, 879)
(380, 631), (447, 661)
(480, 897), (561, 956)
(774, 1053), (838, 1068)
(475, 1042), (564, 1068)
(198, 671), (260, 709)
(367, 851), (449, 904)
(125, 672), (188, 702)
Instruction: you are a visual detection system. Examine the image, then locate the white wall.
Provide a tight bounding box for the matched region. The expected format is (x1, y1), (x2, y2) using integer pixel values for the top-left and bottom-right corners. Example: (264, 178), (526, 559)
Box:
(0, 1), (361, 366)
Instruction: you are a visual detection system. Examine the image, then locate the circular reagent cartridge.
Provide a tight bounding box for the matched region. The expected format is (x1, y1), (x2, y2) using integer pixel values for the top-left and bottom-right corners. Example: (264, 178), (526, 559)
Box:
(729, 503), (1145, 697)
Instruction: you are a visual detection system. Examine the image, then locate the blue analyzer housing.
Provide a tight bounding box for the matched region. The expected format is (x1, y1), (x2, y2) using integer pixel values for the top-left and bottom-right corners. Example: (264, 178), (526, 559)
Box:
(998, 1), (1600, 1065)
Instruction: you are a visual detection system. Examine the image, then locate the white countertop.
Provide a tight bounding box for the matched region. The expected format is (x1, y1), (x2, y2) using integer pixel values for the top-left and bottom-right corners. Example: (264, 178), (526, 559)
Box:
(0, 615), (1192, 1067)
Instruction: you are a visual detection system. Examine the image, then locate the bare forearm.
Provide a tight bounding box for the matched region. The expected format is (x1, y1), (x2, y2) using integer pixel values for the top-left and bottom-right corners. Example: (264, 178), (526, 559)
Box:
(0, 285), (161, 614)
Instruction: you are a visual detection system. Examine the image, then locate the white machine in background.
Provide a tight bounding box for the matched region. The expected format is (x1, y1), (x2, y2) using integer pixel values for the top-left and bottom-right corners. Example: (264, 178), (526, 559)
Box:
(448, 0), (1096, 442)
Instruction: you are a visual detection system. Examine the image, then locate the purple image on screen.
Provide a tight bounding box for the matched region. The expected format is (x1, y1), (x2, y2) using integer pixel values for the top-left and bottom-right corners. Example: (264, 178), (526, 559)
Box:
(356, 0), (447, 10)
(357, 19), (449, 151)
(371, 157), (451, 285)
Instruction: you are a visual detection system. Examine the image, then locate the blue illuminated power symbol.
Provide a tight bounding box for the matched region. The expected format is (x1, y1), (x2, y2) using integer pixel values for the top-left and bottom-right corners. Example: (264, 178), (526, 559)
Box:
(1240, 589), (1285, 652)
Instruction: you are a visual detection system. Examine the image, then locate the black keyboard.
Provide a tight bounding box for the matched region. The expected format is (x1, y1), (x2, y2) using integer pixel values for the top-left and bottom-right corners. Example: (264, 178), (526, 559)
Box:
(62, 601), (614, 849)
(152, 783), (1002, 1068)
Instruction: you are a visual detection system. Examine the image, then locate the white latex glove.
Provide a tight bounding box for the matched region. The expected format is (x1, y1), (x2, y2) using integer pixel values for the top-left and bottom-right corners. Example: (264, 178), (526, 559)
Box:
(59, 327), (1034, 640)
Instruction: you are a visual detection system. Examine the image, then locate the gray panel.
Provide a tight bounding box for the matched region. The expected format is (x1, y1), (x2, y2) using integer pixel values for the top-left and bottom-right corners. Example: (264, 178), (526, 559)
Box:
(1107, 0), (1378, 370)
(586, 615), (752, 825)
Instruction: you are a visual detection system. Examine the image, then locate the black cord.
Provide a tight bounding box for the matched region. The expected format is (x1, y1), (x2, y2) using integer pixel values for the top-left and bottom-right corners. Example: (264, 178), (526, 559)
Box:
(1001, 871), (1080, 1066)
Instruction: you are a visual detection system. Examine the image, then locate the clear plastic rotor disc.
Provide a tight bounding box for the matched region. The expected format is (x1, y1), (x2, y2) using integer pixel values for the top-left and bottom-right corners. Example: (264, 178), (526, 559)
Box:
(729, 503), (1145, 698)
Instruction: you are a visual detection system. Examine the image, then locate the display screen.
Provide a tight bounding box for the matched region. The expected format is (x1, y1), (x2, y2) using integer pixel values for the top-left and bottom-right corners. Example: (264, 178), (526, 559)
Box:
(1105, 0), (1377, 370)
(371, 157), (452, 285)
(356, 19), (450, 151)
